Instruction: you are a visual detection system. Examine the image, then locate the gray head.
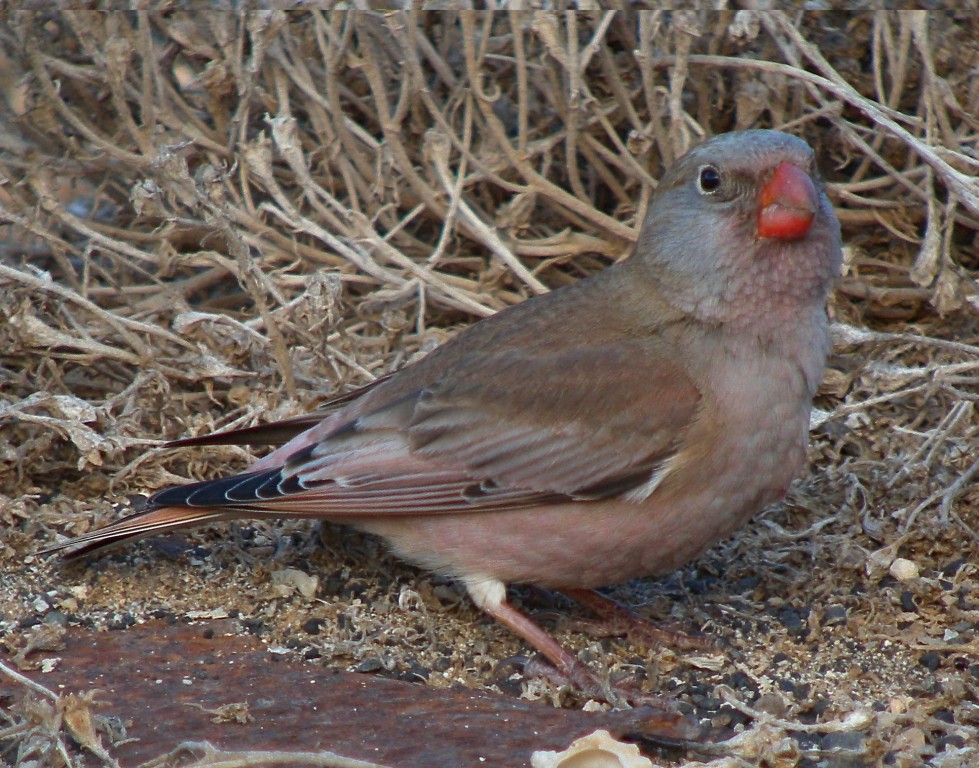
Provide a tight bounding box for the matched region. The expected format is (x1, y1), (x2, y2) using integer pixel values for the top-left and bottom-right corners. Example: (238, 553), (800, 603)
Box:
(633, 130), (842, 330)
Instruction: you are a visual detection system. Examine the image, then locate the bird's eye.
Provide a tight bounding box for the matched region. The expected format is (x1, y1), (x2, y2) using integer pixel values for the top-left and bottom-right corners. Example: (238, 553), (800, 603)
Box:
(697, 165), (722, 195)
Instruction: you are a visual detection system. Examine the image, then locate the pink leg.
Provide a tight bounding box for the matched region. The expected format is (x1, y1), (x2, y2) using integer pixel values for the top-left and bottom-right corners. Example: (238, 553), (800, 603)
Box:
(479, 596), (583, 678)
(480, 595), (704, 740)
(482, 595), (636, 704)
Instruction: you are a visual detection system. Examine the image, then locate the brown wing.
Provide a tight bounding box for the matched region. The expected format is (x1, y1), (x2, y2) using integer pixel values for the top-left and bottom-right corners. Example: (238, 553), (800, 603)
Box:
(48, 340), (702, 558)
(406, 343), (701, 497)
(156, 340), (702, 514)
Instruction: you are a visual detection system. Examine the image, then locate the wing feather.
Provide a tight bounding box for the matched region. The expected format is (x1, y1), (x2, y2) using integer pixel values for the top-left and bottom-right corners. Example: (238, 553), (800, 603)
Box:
(50, 339), (703, 558)
(147, 342), (702, 516)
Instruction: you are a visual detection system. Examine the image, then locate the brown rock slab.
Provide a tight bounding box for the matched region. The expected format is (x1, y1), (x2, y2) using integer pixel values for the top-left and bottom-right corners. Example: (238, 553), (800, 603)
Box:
(2, 620), (701, 767)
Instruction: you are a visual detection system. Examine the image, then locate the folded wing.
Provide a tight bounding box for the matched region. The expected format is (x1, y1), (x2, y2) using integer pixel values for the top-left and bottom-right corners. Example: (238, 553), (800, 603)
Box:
(52, 341), (702, 557)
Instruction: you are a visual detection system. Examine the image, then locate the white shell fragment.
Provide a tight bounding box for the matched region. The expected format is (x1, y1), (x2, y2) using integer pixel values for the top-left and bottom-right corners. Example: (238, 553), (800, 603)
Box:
(889, 558), (919, 582)
(270, 568), (320, 599)
(531, 729), (653, 768)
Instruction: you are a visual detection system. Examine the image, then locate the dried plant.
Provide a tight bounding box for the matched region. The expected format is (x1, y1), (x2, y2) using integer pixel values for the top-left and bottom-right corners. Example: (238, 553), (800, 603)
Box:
(1, 10), (978, 768)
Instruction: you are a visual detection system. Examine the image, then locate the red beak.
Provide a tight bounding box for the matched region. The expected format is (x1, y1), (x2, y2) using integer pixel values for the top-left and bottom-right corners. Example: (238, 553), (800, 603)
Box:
(757, 162), (818, 240)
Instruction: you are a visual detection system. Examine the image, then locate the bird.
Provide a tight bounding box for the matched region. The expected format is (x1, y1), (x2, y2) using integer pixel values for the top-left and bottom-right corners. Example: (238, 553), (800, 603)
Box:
(45, 129), (842, 700)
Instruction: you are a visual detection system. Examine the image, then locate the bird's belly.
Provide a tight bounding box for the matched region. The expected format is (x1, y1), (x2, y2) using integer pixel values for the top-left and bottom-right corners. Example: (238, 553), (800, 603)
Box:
(357, 421), (807, 589)
(357, 352), (813, 589)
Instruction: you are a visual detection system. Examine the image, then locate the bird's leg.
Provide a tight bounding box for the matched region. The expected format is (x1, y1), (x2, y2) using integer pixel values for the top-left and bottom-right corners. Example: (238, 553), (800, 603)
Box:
(465, 577), (586, 679)
(483, 594), (671, 709)
(562, 588), (714, 652)
(466, 579), (687, 719)
(480, 595), (583, 678)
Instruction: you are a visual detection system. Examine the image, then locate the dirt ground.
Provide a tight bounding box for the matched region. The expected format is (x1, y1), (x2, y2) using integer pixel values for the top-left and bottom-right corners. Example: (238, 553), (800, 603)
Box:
(2, 9), (978, 768)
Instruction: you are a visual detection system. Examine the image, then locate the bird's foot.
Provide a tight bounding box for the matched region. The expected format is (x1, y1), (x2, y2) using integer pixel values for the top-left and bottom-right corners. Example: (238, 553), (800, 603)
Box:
(520, 655), (651, 705)
(563, 588), (717, 652)
(478, 590), (706, 742)
(519, 656), (706, 742)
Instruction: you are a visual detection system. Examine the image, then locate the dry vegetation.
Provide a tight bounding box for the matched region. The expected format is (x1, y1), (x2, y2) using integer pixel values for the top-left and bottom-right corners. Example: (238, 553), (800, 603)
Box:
(1, 9), (978, 768)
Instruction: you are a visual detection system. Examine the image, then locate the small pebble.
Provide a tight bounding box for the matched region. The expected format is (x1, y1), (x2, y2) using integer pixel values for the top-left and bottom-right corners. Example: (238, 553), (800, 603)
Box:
(941, 558), (965, 577)
(823, 604), (848, 626)
(754, 692), (789, 718)
(937, 734), (966, 752)
(778, 607), (808, 638)
(889, 558), (919, 582)
(271, 568), (320, 599)
(900, 591), (918, 613)
(888, 696), (910, 714)
(355, 657), (384, 673)
(302, 618), (324, 635)
(43, 611), (68, 626)
(820, 731), (865, 752)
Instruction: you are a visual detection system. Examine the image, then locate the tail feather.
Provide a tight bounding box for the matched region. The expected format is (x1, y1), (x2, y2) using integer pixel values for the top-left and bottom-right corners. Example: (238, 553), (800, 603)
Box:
(165, 376), (393, 449)
(40, 506), (245, 560)
(165, 415), (322, 448)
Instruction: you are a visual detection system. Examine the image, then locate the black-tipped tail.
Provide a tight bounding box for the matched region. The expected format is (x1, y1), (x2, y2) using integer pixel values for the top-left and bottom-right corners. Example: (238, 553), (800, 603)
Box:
(150, 468), (286, 506)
